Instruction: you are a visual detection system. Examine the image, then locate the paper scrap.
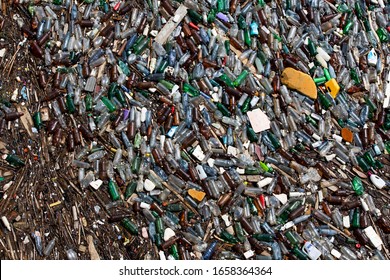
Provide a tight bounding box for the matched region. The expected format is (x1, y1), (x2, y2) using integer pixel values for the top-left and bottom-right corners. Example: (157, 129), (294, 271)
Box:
(247, 108), (270, 133)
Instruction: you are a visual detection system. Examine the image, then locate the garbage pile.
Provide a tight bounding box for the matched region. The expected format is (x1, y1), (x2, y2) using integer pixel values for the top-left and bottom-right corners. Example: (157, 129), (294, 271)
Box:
(0, 0), (389, 260)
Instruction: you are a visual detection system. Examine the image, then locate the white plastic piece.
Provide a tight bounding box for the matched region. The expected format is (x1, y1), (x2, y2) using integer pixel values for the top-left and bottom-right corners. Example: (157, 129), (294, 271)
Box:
(1, 216), (11, 231)
(247, 108), (270, 133)
(325, 154), (337, 161)
(207, 158), (215, 167)
(250, 96), (260, 107)
(89, 179), (103, 190)
(343, 215), (350, 228)
(0, 48), (6, 58)
(369, 174), (386, 189)
(302, 242), (322, 260)
(221, 214), (231, 227)
(332, 134), (343, 143)
(196, 165), (207, 180)
(257, 177), (273, 188)
(363, 226), (383, 250)
(316, 47), (331, 61)
(312, 133), (321, 141)
(244, 250), (255, 259)
(315, 53), (328, 68)
(227, 146), (238, 156)
(159, 251), (167, 260)
(144, 179), (156, 191)
(140, 202), (151, 209)
(11, 89), (18, 102)
(331, 249), (342, 259)
(289, 192), (308, 197)
(163, 228), (176, 241)
(273, 193), (288, 204)
(281, 221), (294, 231)
(360, 198), (369, 212)
(237, 168), (245, 174)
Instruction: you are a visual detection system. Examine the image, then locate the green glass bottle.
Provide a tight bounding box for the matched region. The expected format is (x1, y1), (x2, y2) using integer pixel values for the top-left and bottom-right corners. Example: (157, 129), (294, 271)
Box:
(216, 102), (231, 117)
(218, 73), (235, 88)
(66, 94), (76, 114)
(133, 37), (150, 55)
(247, 125), (259, 142)
(183, 83), (200, 97)
(33, 112), (42, 130)
(115, 90), (126, 105)
(354, 2), (364, 19)
(101, 96), (116, 112)
(259, 161), (271, 172)
(224, 40), (230, 55)
(108, 83), (118, 99)
(252, 234), (274, 242)
(124, 181), (137, 199)
(234, 222), (246, 243)
(207, 8), (217, 23)
(157, 60), (169, 73)
(122, 218), (138, 235)
(357, 156), (370, 172)
(285, 231), (299, 247)
(343, 20), (353, 34)
(240, 97), (251, 113)
(363, 151), (375, 167)
(350, 68), (361, 84)
(267, 132), (281, 149)
(244, 167), (263, 175)
(247, 197), (258, 215)
(233, 70), (249, 87)
(159, 80), (175, 91)
(376, 27), (389, 43)
(307, 39), (318, 56)
(351, 177), (364, 196)
(318, 91), (332, 110)
(170, 244), (179, 259)
(187, 9), (203, 23)
(351, 208), (360, 228)
(292, 247), (309, 260)
(220, 230), (238, 244)
(131, 155), (141, 174)
(236, 14), (246, 29)
(118, 60), (131, 75)
(5, 154), (25, 167)
(85, 94), (93, 111)
(244, 28), (251, 47)
(155, 217), (164, 234)
(108, 179), (120, 201)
